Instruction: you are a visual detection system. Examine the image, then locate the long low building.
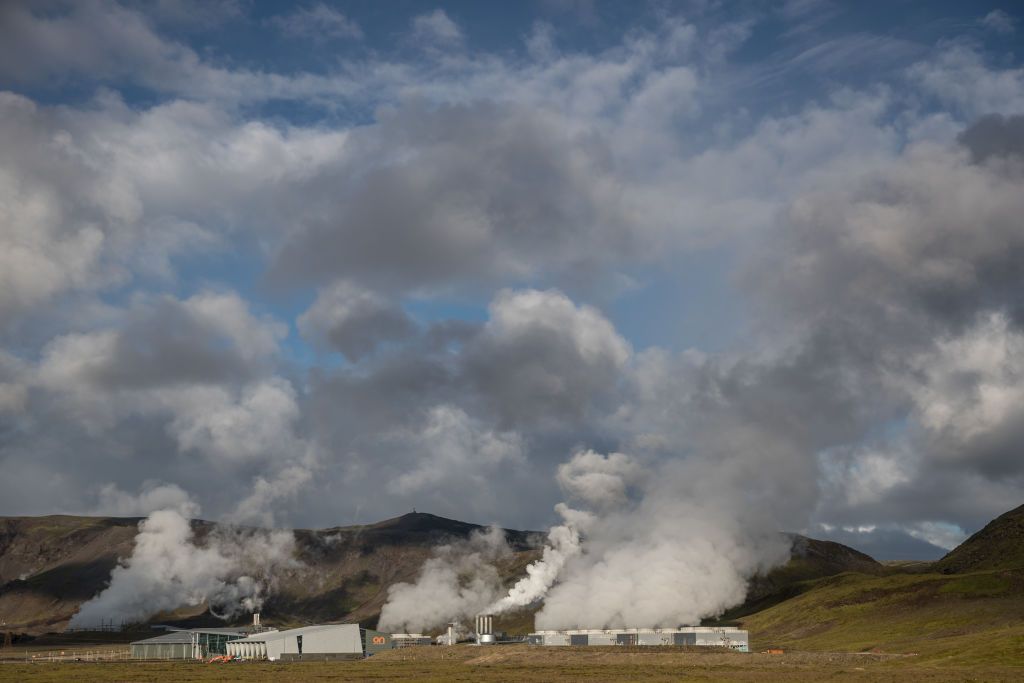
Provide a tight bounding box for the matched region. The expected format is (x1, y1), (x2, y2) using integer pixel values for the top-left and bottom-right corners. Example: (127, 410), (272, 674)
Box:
(528, 627), (749, 651)
(130, 628), (248, 659)
(226, 624), (392, 661)
(390, 633), (433, 648)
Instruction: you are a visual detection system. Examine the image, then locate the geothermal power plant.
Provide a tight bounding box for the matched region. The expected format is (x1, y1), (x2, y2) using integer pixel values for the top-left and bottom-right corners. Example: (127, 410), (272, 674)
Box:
(129, 612), (748, 661)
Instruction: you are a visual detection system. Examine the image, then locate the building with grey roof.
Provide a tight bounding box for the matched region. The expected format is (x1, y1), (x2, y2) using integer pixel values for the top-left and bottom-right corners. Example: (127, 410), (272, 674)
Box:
(226, 623), (392, 661)
(130, 627), (248, 659)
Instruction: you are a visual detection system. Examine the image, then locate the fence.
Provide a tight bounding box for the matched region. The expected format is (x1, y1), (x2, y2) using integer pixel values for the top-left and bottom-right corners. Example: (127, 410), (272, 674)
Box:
(24, 648), (130, 662)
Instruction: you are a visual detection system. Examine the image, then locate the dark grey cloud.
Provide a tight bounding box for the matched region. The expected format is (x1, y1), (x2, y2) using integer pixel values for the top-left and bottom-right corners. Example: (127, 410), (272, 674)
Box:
(298, 283), (416, 361)
(462, 290), (630, 428)
(958, 113), (1024, 163)
(740, 123), (1024, 536)
(38, 291), (283, 392)
(272, 100), (631, 294)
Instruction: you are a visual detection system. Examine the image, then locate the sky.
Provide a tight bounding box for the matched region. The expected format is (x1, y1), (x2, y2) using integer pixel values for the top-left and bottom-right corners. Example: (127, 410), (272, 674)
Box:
(1, 0), (1023, 561)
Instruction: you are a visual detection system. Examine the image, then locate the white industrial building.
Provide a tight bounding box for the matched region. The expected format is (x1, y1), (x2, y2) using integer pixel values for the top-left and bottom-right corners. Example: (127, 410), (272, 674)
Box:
(528, 626), (749, 651)
(225, 624), (392, 661)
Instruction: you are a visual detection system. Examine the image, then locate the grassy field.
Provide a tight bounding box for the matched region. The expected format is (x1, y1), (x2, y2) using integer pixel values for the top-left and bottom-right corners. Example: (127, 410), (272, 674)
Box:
(1, 644), (1022, 683)
(739, 567), (1024, 668)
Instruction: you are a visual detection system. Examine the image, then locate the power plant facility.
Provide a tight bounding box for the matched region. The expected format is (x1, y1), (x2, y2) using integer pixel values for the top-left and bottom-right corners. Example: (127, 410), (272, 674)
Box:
(390, 633), (433, 648)
(525, 626), (749, 651)
(129, 627), (248, 659)
(225, 624), (392, 661)
(128, 611), (749, 660)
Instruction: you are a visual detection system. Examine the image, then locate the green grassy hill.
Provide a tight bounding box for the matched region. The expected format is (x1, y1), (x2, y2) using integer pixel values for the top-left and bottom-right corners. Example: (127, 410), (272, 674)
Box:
(716, 534), (883, 622)
(934, 504), (1024, 574)
(739, 506), (1024, 664)
(741, 568), (1024, 665)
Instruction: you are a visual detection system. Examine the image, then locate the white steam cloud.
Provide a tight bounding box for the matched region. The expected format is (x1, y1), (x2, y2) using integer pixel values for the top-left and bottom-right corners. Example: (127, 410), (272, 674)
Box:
(393, 449), (792, 631)
(486, 517), (580, 615)
(69, 508), (297, 628)
(376, 526), (511, 633)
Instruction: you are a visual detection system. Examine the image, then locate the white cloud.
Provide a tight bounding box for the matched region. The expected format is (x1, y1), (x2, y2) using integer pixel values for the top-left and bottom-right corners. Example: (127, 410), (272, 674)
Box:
(980, 9), (1016, 35)
(908, 313), (1024, 463)
(270, 4), (362, 42)
(167, 378), (302, 464)
(385, 405), (524, 495)
(411, 9), (463, 46)
(908, 45), (1024, 117)
(96, 482), (199, 518)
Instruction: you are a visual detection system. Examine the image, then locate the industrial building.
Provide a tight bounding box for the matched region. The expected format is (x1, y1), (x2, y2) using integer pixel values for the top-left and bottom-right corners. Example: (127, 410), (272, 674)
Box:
(225, 624), (392, 661)
(390, 633), (433, 648)
(528, 626), (749, 651)
(130, 628), (248, 659)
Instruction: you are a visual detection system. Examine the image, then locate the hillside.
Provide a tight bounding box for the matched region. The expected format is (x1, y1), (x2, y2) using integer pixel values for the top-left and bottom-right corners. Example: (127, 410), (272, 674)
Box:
(934, 503), (1024, 573)
(0, 516), (143, 633)
(741, 567), (1024, 665)
(0, 512), (541, 635)
(4, 505), (1021, 648)
(717, 533), (882, 621)
(739, 505), (1024, 665)
(0, 510), (886, 637)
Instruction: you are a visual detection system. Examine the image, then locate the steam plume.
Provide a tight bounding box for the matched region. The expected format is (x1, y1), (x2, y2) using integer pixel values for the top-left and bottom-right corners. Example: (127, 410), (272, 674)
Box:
(476, 449), (791, 628)
(376, 526), (510, 633)
(69, 508), (297, 628)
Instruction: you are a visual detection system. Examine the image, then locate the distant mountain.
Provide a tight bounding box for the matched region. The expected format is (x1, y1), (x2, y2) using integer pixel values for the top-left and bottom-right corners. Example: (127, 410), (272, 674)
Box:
(718, 533), (883, 621)
(0, 512), (540, 635)
(935, 503), (1024, 573)
(10, 505), (1021, 640)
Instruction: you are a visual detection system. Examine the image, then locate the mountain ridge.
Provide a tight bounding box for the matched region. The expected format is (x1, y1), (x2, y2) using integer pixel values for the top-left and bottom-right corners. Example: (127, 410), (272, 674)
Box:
(2, 507), (1018, 637)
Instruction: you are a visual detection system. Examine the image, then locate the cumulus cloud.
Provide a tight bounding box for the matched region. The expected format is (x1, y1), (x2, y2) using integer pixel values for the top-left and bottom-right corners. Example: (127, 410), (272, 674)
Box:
(908, 45), (1024, 118)
(2, 0), (1024, 587)
(465, 289), (631, 426)
(34, 292), (287, 430)
(298, 282), (415, 360)
(410, 9), (463, 47)
(167, 378), (303, 464)
(906, 313), (1024, 474)
(95, 482), (199, 518)
(383, 405), (524, 496)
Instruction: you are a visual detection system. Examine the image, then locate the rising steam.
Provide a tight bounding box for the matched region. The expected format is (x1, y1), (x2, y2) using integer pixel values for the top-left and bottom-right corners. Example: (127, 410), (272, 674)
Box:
(381, 448), (792, 631)
(70, 501), (299, 628)
(376, 526), (511, 633)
